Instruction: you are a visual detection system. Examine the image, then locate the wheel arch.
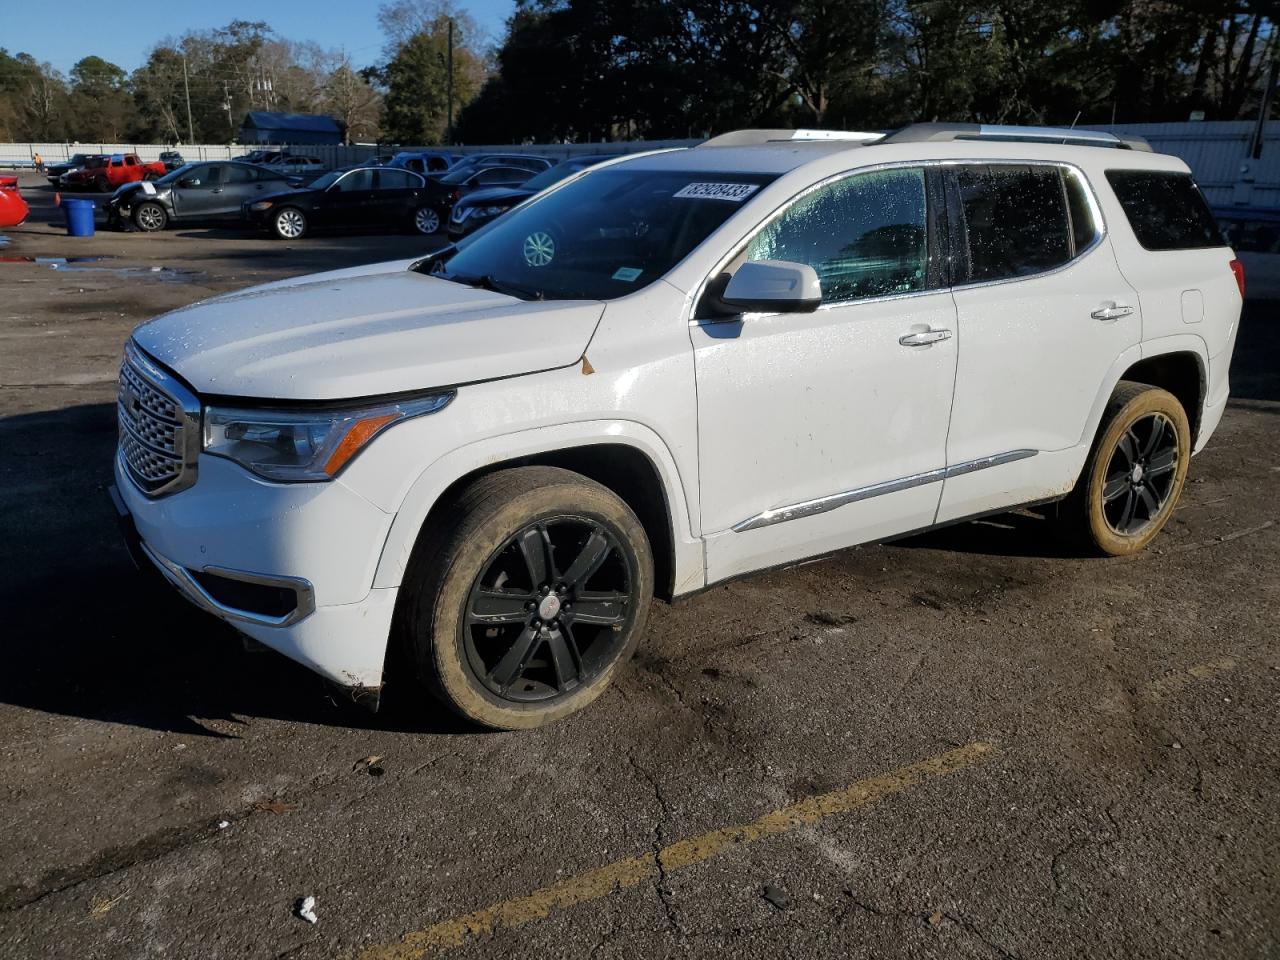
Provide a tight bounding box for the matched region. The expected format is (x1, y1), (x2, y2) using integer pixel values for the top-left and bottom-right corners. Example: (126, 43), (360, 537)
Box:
(1122, 347), (1207, 446)
(372, 426), (702, 602)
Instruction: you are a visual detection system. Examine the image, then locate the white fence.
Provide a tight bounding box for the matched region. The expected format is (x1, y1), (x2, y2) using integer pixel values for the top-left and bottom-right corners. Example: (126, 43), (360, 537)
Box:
(1082, 121), (1279, 208)
(4, 122), (1278, 206)
(0, 139), (701, 171)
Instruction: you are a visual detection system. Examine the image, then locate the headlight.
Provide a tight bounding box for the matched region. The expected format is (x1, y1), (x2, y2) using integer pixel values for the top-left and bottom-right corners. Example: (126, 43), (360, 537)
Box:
(203, 393), (454, 481)
(249, 200), (275, 212)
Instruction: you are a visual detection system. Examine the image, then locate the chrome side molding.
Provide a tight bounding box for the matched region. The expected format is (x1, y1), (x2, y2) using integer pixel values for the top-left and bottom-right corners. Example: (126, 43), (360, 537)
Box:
(139, 540), (316, 628)
(732, 449), (1037, 532)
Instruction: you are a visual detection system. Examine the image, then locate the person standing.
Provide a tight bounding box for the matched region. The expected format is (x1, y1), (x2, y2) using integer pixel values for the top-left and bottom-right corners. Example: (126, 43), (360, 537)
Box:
(32, 152), (43, 173)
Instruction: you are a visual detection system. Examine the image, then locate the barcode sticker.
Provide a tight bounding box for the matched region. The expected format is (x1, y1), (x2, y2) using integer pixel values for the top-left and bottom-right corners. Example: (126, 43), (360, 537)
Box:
(673, 182), (759, 202)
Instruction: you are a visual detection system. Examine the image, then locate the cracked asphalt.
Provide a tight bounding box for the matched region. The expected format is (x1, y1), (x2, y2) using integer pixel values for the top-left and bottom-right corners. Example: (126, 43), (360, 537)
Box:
(1, 172), (1278, 959)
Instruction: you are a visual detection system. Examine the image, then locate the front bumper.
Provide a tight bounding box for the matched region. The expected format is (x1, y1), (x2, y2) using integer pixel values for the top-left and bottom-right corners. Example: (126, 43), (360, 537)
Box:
(112, 452), (399, 692)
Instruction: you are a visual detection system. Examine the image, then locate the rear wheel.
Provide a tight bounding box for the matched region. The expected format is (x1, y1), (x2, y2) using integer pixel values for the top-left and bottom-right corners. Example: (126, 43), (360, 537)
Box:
(411, 205), (440, 235)
(400, 466), (653, 729)
(272, 206), (307, 240)
(133, 201), (167, 232)
(1057, 381), (1191, 556)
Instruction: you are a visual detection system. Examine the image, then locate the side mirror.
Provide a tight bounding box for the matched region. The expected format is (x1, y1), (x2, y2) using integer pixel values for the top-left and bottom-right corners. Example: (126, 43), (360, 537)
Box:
(178, 177), (200, 188)
(720, 259), (822, 314)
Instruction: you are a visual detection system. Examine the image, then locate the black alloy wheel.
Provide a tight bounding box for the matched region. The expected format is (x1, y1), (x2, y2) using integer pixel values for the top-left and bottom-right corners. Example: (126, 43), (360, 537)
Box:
(1100, 412), (1179, 536)
(462, 517), (635, 703)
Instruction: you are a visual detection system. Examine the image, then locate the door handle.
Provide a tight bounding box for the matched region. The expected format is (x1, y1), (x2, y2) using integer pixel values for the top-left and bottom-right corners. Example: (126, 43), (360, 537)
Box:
(210, 188), (223, 194)
(1091, 303), (1134, 321)
(899, 328), (952, 347)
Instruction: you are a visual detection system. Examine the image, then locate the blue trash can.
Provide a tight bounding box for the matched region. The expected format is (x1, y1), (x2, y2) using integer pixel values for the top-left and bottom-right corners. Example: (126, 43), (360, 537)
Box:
(62, 198), (96, 237)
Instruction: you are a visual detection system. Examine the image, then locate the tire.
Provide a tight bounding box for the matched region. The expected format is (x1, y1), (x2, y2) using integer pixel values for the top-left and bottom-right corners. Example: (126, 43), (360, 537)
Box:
(1056, 381), (1191, 556)
(272, 206), (307, 240)
(96, 177), (112, 193)
(133, 201), (167, 232)
(411, 205), (440, 235)
(399, 466), (654, 730)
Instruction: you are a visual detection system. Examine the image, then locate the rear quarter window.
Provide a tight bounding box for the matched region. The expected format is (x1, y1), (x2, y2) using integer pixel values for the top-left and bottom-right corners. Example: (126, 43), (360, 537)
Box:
(1105, 170), (1225, 251)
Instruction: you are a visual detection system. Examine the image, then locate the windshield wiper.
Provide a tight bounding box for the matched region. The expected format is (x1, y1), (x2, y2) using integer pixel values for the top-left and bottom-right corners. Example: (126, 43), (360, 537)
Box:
(447, 273), (544, 301)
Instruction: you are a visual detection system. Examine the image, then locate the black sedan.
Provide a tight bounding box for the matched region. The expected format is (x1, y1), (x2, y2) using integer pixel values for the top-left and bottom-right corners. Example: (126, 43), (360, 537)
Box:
(417, 164), (539, 234)
(107, 161), (299, 232)
(447, 155), (614, 240)
(243, 166), (433, 239)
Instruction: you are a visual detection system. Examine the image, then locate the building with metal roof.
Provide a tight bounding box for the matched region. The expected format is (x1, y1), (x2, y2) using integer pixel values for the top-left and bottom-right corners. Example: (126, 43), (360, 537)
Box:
(239, 112), (345, 146)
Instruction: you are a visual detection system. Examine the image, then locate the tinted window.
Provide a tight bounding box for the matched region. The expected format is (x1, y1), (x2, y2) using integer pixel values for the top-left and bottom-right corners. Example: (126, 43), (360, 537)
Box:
(223, 165), (256, 184)
(956, 165), (1071, 282)
(183, 165), (213, 185)
(744, 168), (929, 304)
(1105, 170), (1224, 250)
(428, 157), (450, 171)
(334, 169), (374, 192)
(376, 169), (417, 190)
(475, 167), (528, 185)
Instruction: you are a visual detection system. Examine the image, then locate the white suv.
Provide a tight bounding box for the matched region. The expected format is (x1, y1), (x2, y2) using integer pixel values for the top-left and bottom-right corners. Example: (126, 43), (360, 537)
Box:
(112, 124), (1243, 729)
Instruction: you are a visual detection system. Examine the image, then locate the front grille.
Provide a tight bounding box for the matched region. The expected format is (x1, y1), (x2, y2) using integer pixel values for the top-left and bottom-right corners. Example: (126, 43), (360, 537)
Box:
(117, 345), (198, 496)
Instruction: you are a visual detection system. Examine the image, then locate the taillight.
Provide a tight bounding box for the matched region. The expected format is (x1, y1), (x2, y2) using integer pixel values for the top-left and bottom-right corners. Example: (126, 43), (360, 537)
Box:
(1230, 258), (1246, 299)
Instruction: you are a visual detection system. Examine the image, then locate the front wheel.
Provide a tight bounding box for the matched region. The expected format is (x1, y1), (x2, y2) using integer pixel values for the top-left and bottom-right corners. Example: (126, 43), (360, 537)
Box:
(400, 466), (653, 729)
(133, 201), (167, 232)
(1057, 381), (1191, 556)
(272, 206), (307, 240)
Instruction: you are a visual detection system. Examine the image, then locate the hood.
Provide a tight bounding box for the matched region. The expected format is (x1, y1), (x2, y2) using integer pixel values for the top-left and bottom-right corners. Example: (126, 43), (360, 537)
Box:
(132, 262), (604, 401)
(458, 186), (532, 208)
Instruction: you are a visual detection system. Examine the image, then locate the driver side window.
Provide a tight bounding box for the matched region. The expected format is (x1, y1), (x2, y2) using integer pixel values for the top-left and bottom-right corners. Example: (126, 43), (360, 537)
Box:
(743, 168), (930, 305)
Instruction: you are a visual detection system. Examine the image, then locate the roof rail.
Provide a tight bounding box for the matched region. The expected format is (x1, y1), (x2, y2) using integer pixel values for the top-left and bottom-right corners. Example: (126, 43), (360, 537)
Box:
(700, 129), (885, 148)
(881, 122), (1152, 152)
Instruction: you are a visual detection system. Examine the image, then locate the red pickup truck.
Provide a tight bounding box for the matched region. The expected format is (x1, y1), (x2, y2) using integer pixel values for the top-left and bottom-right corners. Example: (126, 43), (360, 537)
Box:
(61, 154), (167, 193)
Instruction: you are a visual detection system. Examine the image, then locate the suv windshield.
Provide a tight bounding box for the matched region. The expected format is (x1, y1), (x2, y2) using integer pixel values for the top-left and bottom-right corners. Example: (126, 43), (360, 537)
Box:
(436, 167), (776, 300)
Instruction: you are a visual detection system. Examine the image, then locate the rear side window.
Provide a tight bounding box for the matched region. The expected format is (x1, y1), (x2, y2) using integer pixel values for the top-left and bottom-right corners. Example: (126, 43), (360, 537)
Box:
(1105, 170), (1224, 250)
(954, 165), (1072, 282)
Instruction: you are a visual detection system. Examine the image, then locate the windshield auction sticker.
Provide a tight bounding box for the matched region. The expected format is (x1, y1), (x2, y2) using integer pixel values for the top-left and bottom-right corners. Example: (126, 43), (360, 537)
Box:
(673, 182), (759, 202)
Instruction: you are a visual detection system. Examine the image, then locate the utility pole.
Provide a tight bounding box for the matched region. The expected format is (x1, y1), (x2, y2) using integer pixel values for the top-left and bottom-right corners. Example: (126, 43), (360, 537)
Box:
(1249, 58), (1278, 160)
(182, 55), (195, 144)
(446, 18), (454, 145)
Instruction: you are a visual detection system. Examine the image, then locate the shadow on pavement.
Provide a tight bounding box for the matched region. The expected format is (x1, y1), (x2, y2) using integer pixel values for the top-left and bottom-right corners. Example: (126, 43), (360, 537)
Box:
(0, 402), (471, 738)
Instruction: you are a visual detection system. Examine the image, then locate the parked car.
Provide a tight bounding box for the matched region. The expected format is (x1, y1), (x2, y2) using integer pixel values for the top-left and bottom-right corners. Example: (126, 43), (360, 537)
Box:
(111, 124), (1242, 730)
(45, 152), (96, 184)
(262, 155), (327, 177)
(62, 153), (166, 192)
(448, 155), (614, 239)
(242, 166), (433, 239)
(233, 150), (283, 164)
(443, 153), (554, 177)
(1213, 205), (1280, 254)
(0, 176), (29, 227)
(158, 150), (186, 171)
(106, 161), (300, 231)
(418, 164), (537, 234)
(387, 150), (461, 176)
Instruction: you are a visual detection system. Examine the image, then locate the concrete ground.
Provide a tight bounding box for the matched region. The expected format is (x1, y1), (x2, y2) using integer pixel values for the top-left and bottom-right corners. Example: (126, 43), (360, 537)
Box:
(0, 172), (1277, 959)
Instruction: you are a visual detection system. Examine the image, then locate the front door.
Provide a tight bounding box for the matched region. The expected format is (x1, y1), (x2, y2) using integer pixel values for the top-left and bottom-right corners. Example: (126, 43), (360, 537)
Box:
(319, 168), (376, 227)
(691, 166), (959, 583)
(170, 165), (223, 219)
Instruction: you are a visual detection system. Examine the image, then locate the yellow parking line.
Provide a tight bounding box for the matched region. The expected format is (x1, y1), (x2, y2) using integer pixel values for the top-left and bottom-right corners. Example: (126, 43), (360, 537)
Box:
(358, 741), (995, 960)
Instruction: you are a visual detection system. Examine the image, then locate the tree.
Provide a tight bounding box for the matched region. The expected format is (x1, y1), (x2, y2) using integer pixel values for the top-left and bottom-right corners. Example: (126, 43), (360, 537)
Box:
(322, 58), (383, 142)
(69, 55), (136, 140)
(380, 18), (483, 143)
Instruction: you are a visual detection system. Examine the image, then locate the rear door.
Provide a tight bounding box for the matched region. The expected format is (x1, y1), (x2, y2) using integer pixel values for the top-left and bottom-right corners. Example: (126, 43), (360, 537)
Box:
(216, 164), (264, 218)
(937, 162), (1142, 523)
(368, 169), (422, 226)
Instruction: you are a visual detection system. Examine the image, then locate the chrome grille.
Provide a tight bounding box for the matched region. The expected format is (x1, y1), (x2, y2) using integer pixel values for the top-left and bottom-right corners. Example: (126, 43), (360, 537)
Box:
(117, 344), (198, 496)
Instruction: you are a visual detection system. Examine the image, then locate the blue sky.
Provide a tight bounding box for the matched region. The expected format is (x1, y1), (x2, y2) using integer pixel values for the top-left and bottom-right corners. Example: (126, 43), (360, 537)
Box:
(2, 0), (515, 74)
